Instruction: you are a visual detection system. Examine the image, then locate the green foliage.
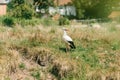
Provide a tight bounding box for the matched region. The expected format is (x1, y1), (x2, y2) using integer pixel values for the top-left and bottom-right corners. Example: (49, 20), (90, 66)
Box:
(42, 18), (52, 26)
(15, 18), (41, 26)
(31, 71), (40, 80)
(14, 0), (25, 5)
(33, 0), (55, 17)
(59, 17), (70, 26)
(33, 0), (55, 9)
(84, 0), (111, 18)
(20, 38), (41, 48)
(71, 0), (85, 19)
(8, 0), (34, 19)
(21, 5), (33, 19)
(19, 63), (26, 70)
(2, 16), (14, 27)
(41, 17), (57, 26)
(111, 41), (120, 50)
(109, 26), (117, 32)
(0, 16), (5, 25)
(72, 0), (120, 19)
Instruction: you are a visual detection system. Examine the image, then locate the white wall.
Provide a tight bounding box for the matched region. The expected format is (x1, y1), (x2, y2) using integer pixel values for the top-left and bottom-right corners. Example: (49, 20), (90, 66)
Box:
(35, 6), (76, 16)
(49, 6), (76, 16)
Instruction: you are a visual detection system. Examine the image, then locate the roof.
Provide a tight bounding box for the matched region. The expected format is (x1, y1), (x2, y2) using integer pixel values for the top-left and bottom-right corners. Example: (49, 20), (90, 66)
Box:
(0, 0), (9, 4)
(54, 0), (72, 6)
(58, 0), (71, 5)
(108, 11), (120, 18)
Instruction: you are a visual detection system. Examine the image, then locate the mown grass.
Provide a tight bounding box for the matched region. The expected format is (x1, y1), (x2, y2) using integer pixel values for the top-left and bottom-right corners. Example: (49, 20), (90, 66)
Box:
(0, 22), (120, 80)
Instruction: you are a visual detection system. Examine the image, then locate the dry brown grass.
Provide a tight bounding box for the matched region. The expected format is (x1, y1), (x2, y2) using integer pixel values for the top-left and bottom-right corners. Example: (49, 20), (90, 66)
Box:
(51, 54), (78, 79)
(0, 23), (120, 80)
(27, 47), (53, 66)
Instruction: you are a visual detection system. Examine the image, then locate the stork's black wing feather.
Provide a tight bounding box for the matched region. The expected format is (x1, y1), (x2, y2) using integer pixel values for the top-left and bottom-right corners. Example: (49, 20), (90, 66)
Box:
(68, 41), (76, 49)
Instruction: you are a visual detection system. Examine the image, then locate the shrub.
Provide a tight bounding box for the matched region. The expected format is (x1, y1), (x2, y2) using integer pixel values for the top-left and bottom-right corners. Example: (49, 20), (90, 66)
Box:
(13, 17), (41, 26)
(2, 16), (14, 27)
(21, 4), (33, 19)
(59, 17), (70, 26)
(41, 17), (57, 26)
(8, 0), (34, 19)
(11, 4), (33, 19)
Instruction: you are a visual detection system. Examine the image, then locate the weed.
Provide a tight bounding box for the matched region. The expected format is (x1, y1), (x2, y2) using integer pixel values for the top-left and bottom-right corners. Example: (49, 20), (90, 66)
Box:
(59, 17), (70, 26)
(19, 62), (26, 70)
(2, 16), (14, 27)
(41, 17), (57, 27)
(31, 71), (40, 80)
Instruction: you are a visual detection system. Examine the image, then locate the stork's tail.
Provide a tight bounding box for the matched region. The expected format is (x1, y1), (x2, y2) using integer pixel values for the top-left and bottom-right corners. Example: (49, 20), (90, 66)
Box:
(68, 41), (76, 49)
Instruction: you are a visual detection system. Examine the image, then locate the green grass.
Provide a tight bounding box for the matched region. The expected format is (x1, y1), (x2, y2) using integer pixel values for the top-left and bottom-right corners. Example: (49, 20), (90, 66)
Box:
(19, 62), (26, 70)
(0, 16), (58, 27)
(31, 71), (41, 80)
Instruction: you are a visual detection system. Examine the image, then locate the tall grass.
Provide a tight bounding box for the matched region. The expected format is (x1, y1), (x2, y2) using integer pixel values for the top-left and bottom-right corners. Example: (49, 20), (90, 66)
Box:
(0, 22), (120, 80)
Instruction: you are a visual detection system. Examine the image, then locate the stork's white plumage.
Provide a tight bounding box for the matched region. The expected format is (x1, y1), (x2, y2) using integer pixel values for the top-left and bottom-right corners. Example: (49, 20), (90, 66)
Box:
(62, 28), (76, 52)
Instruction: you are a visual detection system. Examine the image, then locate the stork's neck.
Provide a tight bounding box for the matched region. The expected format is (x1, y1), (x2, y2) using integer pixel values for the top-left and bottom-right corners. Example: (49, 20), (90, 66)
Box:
(63, 30), (67, 35)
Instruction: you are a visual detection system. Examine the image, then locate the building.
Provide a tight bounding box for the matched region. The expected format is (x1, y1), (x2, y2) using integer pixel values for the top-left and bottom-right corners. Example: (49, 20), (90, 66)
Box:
(49, 0), (76, 17)
(35, 0), (76, 20)
(0, 0), (9, 16)
(108, 11), (120, 19)
(54, 0), (72, 6)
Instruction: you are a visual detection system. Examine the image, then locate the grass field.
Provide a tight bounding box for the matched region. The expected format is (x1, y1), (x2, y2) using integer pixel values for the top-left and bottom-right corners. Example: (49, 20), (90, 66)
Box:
(0, 21), (120, 80)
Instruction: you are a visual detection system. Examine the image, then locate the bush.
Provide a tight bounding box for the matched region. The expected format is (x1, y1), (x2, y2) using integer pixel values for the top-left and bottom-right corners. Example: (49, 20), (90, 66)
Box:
(41, 17), (57, 26)
(21, 4), (33, 19)
(11, 4), (33, 19)
(11, 17), (41, 27)
(72, 0), (118, 19)
(59, 17), (70, 26)
(2, 16), (14, 27)
(8, 0), (34, 19)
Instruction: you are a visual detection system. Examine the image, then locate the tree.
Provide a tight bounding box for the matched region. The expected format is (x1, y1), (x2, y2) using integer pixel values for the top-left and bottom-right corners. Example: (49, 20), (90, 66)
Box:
(72, 0), (120, 19)
(33, 0), (54, 9)
(84, 0), (111, 18)
(71, 0), (84, 19)
(109, 0), (120, 10)
(8, 0), (34, 19)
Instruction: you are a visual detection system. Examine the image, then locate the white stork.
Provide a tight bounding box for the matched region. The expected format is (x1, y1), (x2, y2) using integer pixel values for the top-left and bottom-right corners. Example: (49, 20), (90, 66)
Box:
(62, 28), (76, 52)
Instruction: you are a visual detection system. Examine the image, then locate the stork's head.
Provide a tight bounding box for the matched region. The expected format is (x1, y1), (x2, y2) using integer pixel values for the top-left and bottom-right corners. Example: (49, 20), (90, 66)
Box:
(62, 27), (69, 31)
